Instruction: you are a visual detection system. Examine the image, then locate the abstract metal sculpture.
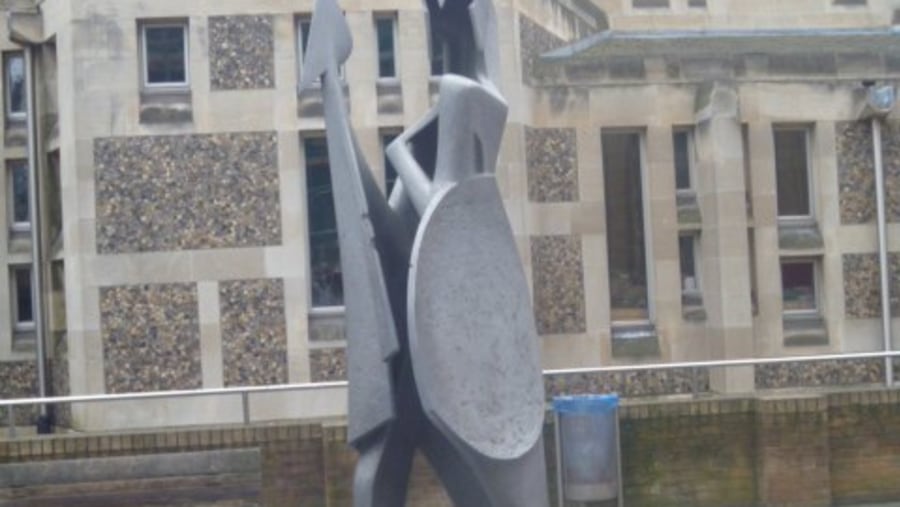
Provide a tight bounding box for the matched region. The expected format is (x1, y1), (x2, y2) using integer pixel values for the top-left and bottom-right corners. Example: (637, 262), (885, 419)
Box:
(301, 0), (549, 505)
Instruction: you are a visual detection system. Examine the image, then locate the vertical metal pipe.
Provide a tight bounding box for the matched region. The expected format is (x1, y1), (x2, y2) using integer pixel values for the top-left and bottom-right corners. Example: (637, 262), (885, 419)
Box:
(241, 392), (250, 425)
(554, 411), (564, 507)
(24, 45), (49, 414)
(873, 118), (894, 387)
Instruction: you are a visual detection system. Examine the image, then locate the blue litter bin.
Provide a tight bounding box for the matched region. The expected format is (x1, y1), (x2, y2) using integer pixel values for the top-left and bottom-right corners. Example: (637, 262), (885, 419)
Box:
(553, 394), (621, 505)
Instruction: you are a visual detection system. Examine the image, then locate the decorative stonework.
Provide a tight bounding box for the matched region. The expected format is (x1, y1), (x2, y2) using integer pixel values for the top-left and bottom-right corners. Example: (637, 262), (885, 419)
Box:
(0, 361), (38, 425)
(208, 16), (275, 90)
(531, 235), (586, 335)
(100, 284), (201, 393)
(525, 127), (579, 202)
(843, 253), (900, 318)
(545, 369), (709, 399)
(220, 279), (288, 387)
(836, 121), (875, 224)
(519, 15), (565, 83)
(95, 132), (281, 254)
(755, 359), (883, 389)
(884, 121), (900, 222)
(310, 348), (347, 382)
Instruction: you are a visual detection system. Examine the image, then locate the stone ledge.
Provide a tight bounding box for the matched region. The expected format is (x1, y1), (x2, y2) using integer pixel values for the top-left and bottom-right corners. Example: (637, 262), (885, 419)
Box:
(376, 78), (403, 115)
(139, 90), (193, 124)
(778, 220), (824, 250)
(783, 313), (828, 347)
(611, 323), (660, 358)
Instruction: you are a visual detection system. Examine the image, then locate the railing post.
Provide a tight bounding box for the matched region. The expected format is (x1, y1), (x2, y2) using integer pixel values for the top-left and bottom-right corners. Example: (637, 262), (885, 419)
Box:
(7, 406), (15, 439)
(691, 367), (699, 398)
(241, 392), (250, 425)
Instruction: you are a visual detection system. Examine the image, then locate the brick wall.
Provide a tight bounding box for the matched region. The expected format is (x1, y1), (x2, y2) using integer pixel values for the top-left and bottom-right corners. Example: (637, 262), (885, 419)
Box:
(3, 388), (900, 506)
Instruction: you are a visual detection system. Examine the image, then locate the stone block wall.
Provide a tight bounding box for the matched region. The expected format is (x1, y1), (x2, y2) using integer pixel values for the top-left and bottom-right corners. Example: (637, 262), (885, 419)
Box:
(530, 235), (587, 335)
(208, 16), (275, 91)
(220, 279), (288, 387)
(525, 127), (579, 202)
(94, 132), (281, 254)
(519, 15), (566, 83)
(99, 283), (201, 393)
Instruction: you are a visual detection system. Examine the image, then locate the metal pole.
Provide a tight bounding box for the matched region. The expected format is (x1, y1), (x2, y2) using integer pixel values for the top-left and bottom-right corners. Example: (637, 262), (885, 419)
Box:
(24, 45), (49, 419)
(554, 411), (564, 507)
(873, 118), (894, 387)
(241, 392), (250, 425)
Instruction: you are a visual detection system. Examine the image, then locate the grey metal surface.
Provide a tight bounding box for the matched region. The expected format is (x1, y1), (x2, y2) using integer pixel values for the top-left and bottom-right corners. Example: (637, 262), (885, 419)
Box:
(300, 0), (404, 445)
(409, 174), (544, 460)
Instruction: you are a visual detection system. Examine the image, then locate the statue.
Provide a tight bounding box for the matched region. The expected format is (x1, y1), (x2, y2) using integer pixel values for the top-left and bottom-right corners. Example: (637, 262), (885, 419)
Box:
(300, 0), (549, 505)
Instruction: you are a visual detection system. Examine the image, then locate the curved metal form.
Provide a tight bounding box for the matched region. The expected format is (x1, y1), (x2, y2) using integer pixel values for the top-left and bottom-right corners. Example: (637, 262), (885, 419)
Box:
(300, 0), (549, 505)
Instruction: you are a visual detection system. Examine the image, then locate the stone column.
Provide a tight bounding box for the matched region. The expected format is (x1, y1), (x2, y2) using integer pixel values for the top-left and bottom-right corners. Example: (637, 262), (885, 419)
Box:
(694, 81), (755, 393)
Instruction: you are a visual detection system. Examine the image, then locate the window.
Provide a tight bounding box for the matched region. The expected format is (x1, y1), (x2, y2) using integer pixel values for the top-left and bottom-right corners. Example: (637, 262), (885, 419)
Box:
(375, 15), (397, 78)
(774, 127), (812, 218)
(305, 138), (344, 307)
(10, 266), (34, 332)
(382, 131), (399, 195)
(430, 30), (446, 76)
(7, 160), (29, 232)
(141, 22), (189, 87)
(5, 52), (25, 120)
(678, 235), (699, 293)
(688, 0), (707, 7)
(632, 0), (669, 7)
(673, 128), (693, 190)
(781, 260), (817, 313)
(604, 131), (650, 322)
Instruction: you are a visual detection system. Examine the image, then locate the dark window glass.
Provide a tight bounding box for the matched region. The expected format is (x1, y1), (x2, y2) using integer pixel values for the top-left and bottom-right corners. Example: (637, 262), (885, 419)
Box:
(299, 19), (311, 58)
(305, 138), (344, 307)
(376, 17), (396, 78)
(781, 261), (816, 311)
(774, 129), (810, 216)
(10, 162), (29, 225)
(678, 235), (696, 291)
(673, 130), (691, 189)
(383, 133), (399, 196)
(14, 267), (33, 324)
(604, 132), (649, 321)
(430, 31), (445, 76)
(144, 25), (187, 85)
(6, 53), (25, 116)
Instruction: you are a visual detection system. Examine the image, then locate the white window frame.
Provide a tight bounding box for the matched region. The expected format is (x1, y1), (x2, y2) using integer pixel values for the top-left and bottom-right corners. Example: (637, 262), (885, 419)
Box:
(7, 160), (30, 233)
(773, 125), (815, 223)
(10, 265), (35, 333)
(780, 258), (820, 316)
(374, 13), (399, 80)
(303, 135), (346, 313)
(5, 51), (26, 121)
(140, 21), (190, 89)
(673, 127), (696, 191)
(603, 128), (655, 325)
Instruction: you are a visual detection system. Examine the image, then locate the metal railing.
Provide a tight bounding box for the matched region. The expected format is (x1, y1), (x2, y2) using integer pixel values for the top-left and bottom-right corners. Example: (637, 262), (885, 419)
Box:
(3, 350), (900, 438)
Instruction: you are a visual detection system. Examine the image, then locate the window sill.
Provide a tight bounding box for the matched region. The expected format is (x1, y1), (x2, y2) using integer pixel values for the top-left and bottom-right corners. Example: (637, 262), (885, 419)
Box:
(676, 189), (702, 227)
(778, 219), (823, 251)
(309, 306), (346, 344)
(376, 78), (403, 115)
(12, 329), (36, 353)
(682, 290), (707, 322)
(139, 88), (193, 124)
(611, 322), (660, 358)
(4, 121), (27, 147)
(298, 81), (349, 118)
(782, 313), (828, 347)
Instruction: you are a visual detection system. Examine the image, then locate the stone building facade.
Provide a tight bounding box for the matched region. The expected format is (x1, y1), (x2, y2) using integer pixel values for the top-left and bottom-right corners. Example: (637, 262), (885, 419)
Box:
(0, 0), (899, 430)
